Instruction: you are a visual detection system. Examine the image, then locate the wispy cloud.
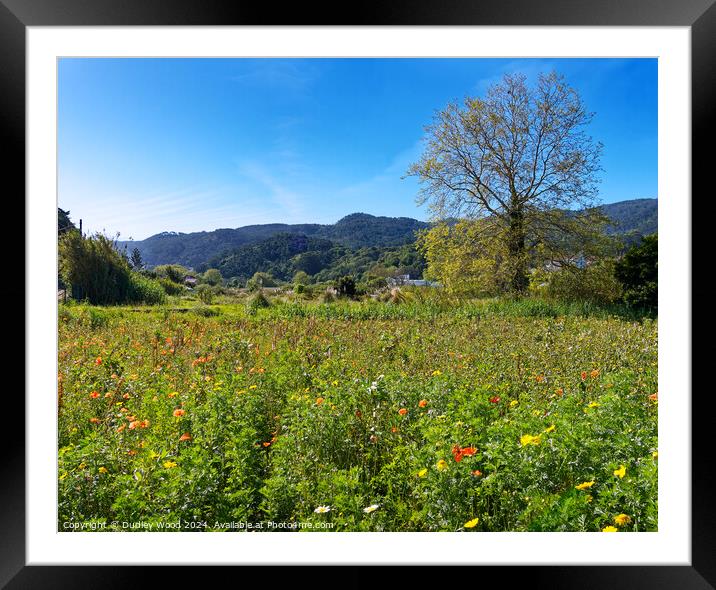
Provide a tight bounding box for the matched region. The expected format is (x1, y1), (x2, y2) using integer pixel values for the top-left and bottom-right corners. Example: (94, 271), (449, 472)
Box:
(236, 160), (307, 220)
(228, 60), (320, 93)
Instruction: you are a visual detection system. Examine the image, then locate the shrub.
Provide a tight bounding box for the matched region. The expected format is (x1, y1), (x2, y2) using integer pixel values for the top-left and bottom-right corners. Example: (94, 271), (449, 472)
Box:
(196, 284), (215, 305)
(247, 272), (277, 292)
(615, 234), (657, 312)
(335, 275), (357, 298)
(538, 260), (622, 306)
(247, 291), (271, 314)
(159, 277), (185, 296)
(154, 264), (190, 284)
(202, 268), (223, 287)
(59, 231), (165, 305)
(128, 273), (167, 305)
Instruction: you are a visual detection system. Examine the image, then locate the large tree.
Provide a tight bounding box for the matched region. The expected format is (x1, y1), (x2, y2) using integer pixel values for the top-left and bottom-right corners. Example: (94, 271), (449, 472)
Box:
(408, 71), (605, 293)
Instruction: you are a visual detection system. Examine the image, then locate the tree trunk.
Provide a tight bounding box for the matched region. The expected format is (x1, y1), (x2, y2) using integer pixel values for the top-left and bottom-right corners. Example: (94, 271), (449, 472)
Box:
(507, 210), (528, 294)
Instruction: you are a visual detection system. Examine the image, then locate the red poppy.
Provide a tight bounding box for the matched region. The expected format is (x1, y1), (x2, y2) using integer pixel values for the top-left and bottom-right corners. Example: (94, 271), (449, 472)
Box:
(489, 396), (500, 404)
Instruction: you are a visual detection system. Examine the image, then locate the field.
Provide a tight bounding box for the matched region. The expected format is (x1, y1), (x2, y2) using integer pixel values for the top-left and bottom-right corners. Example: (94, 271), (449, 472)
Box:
(57, 297), (658, 532)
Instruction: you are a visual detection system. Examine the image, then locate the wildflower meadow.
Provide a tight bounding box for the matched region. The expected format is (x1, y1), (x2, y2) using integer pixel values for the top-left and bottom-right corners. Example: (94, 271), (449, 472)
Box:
(57, 297), (658, 532)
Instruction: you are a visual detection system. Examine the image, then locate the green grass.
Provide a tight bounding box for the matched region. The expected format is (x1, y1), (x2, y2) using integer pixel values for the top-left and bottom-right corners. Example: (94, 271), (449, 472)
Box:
(57, 297), (657, 532)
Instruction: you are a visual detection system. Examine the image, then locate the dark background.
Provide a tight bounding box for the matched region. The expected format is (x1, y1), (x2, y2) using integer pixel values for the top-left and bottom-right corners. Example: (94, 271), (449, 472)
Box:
(5, 0), (712, 587)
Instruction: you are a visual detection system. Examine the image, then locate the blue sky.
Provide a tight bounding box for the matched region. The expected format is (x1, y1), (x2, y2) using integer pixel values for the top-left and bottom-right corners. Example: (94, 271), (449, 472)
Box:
(58, 58), (657, 240)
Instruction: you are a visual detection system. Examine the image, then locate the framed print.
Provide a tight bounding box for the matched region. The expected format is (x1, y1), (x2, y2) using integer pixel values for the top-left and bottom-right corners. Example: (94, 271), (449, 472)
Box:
(7, 0), (712, 586)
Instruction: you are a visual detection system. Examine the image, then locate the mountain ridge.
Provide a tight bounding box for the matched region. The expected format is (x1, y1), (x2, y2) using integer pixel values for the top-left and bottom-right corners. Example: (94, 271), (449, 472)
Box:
(118, 199), (657, 270)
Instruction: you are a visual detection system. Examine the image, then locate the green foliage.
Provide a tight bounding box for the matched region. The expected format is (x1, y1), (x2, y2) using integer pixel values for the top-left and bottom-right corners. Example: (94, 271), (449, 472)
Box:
(196, 284), (215, 305)
(59, 231), (165, 305)
(246, 272), (277, 291)
(129, 247), (144, 270)
(158, 278), (185, 296)
(154, 264), (190, 284)
(615, 234), (658, 312)
(247, 291), (271, 314)
(202, 268), (223, 286)
(417, 220), (505, 297)
(293, 270), (310, 286)
(58, 207), (76, 235)
(335, 275), (357, 298)
(533, 260), (623, 306)
(128, 274), (167, 305)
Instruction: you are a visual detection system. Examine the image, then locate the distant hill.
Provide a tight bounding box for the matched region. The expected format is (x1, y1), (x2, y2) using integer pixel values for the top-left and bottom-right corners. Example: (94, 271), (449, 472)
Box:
(118, 213), (430, 269)
(117, 199), (656, 271)
(600, 198), (658, 241)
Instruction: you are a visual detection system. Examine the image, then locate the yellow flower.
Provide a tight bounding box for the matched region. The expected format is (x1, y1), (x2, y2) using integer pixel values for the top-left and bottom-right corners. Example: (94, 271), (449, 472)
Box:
(417, 468), (428, 478)
(587, 402), (599, 409)
(614, 514), (632, 526)
(509, 400), (519, 407)
(575, 481), (595, 490)
(602, 526), (618, 532)
(652, 451), (658, 459)
(613, 465), (626, 478)
(464, 517), (479, 528)
(431, 370), (442, 376)
(520, 434), (541, 446)
(544, 424), (556, 433)
(163, 460), (178, 469)
(436, 459), (448, 471)
(78, 462), (87, 470)
(98, 466), (108, 474)
(249, 385), (257, 390)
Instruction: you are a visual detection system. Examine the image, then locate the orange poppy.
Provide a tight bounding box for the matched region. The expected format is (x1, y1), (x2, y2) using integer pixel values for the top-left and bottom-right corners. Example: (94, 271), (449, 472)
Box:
(418, 399), (428, 408)
(398, 408), (408, 416)
(179, 433), (192, 442)
(173, 408), (186, 417)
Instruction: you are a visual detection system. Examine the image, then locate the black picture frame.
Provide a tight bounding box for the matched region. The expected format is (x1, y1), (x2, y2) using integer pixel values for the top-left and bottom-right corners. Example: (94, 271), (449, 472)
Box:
(7, 0), (711, 586)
